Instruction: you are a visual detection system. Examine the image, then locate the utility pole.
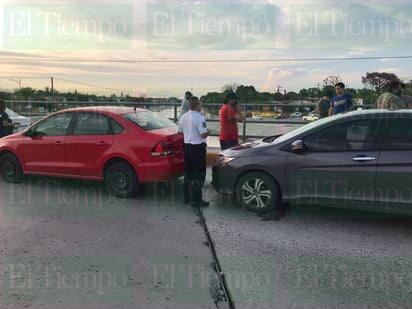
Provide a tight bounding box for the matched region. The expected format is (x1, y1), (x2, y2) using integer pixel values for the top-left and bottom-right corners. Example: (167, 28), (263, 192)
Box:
(49, 77), (54, 112)
(50, 77), (54, 99)
(277, 85), (286, 102)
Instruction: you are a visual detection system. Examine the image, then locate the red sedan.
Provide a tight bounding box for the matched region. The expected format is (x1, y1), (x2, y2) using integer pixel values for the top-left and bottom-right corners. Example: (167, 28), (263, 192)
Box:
(0, 106), (184, 197)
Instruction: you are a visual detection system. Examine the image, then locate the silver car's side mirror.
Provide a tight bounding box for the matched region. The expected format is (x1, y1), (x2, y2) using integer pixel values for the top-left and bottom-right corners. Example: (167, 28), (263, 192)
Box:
(291, 140), (305, 153)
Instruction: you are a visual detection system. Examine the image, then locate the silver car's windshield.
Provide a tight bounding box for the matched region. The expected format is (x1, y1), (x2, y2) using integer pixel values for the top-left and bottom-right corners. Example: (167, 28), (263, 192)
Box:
(273, 115), (339, 143)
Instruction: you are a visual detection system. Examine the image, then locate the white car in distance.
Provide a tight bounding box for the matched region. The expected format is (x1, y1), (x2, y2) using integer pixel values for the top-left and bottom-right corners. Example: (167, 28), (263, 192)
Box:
(302, 112), (319, 122)
(6, 108), (32, 133)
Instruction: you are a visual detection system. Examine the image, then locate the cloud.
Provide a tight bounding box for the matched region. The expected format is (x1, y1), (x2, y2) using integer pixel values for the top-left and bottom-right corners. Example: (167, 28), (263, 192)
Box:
(1, 0), (412, 97)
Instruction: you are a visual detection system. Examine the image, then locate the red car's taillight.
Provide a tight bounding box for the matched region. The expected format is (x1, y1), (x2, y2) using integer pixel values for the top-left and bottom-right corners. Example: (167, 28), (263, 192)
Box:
(151, 141), (176, 156)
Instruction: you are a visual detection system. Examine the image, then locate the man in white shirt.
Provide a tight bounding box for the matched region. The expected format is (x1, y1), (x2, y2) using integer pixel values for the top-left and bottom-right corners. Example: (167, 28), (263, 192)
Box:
(178, 96), (210, 207)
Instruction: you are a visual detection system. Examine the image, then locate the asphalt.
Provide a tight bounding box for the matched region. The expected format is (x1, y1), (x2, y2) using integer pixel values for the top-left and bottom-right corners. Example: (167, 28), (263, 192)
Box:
(0, 173), (224, 309)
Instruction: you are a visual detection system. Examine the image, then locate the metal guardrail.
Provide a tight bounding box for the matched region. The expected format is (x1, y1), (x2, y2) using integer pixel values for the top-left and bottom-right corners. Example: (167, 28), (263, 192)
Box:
(6, 100), (373, 143)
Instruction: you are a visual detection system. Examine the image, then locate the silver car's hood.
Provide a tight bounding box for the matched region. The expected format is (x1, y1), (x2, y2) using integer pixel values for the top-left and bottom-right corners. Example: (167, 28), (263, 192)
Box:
(220, 139), (274, 156)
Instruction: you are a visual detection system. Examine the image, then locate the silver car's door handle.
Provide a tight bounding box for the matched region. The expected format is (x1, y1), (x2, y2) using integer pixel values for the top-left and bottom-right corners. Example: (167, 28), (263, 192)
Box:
(352, 156), (376, 162)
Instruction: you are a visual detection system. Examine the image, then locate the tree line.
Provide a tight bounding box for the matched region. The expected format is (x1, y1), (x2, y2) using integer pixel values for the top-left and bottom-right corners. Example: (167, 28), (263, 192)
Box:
(2, 72), (410, 107)
(200, 72), (412, 106)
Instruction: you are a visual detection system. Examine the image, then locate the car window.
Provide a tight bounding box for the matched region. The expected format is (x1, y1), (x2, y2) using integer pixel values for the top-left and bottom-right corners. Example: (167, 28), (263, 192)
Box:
(303, 119), (378, 152)
(73, 112), (112, 135)
(387, 118), (412, 150)
(109, 118), (124, 134)
(122, 111), (175, 130)
(32, 112), (74, 136)
(346, 123), (373, 150)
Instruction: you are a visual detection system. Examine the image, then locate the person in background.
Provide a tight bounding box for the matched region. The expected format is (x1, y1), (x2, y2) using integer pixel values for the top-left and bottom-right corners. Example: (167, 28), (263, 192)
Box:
(177, 96), (210, 207)
(178, 91), (193, 122)
(400, 93), (412, 109)
(375, 81), (406, 109)
(329, 82), (353, 116)
(316, 95), (330, 118)
(0, 99), (14, 137)
(219, 91), (244, 150)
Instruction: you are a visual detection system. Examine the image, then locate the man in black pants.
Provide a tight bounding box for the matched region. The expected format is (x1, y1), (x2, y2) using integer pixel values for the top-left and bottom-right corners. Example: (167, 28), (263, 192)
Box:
(178, 96), (210, 207)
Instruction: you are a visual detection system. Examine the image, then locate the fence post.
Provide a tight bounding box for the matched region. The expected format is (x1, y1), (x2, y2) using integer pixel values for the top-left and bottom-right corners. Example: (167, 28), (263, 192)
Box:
(242, 119), (247, 143)
(174, 103), (178, 123)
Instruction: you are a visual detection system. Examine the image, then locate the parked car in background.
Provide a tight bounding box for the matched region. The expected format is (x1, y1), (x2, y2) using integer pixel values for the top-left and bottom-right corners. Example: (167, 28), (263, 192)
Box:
(6, 108), (32, 133)
(0, 106), (184, 197)
(289, 112), (303, 118)
(302, 112), (319, 122)
(212, 110), (412, 215)
(253, 115), (263, 120)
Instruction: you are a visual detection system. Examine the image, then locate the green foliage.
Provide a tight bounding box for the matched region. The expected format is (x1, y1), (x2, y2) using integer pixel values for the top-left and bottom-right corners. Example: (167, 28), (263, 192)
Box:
(3, 73), (407, 107)
(361, 72), (401, 91)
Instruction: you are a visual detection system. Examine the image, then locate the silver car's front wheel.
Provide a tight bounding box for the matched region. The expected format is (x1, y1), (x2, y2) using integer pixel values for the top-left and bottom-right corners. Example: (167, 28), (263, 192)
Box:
(236, 172), (279, 213)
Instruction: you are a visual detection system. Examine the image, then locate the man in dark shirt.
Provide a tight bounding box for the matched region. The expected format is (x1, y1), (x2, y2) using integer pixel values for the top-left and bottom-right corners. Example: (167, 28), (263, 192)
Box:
(316, 96), (330, 118)
(0, 99), (14, 137)
(329, 82), (353, 115)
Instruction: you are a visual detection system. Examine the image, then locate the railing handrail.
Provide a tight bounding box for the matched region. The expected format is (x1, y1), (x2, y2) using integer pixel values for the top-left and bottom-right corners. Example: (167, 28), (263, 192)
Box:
(6, 100), (373, 143)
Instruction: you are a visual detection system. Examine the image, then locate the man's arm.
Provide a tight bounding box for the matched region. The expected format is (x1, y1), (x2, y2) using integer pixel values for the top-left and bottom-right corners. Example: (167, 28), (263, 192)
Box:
(200, 131), (209, 139)
(230, 105), (244, 121)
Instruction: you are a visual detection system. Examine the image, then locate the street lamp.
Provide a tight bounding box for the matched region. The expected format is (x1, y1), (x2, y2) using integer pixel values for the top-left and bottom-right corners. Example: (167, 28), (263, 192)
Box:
(8, 79), (22, 112)
(8, 78), (22, 89)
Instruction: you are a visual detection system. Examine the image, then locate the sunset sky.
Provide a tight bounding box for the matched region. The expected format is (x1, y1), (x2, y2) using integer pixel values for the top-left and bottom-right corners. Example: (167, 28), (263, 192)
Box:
(1, 0), (412, 98)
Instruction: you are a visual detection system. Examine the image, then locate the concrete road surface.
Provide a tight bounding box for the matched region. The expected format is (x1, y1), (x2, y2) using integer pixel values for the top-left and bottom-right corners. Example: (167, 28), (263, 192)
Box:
(2, 169), (412, 309)
(203, 173), (412, 309)
(0, 175), (221, 309)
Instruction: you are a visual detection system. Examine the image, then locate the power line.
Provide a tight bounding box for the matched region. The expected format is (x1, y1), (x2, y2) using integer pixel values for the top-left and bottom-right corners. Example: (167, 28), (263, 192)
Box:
(0, 76), (51, 79)
(0, 76), (127, 92)
(53, 77), (129, 92)
(0, 55), (412, 63)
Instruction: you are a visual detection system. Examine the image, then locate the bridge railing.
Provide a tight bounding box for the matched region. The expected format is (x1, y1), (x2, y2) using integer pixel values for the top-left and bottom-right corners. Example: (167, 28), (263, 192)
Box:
(6, 100), (372, 143)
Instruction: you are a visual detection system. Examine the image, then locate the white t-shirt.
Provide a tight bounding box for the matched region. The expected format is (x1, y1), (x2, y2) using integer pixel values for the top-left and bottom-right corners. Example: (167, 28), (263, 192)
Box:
(178, 110), (208, 144)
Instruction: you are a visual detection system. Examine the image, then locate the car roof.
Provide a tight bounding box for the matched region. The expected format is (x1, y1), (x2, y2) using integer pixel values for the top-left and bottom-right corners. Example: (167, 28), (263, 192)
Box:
(274, 109), (412, 144)
(310, 109), (412, 128)
(332, 109), (412, 119)
(5, 108), (24, 117)
(56, 106), (146, 115)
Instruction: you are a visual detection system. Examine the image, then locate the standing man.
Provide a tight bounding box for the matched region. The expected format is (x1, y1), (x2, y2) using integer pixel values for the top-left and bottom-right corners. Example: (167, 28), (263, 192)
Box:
(400, 94), (412, 109)
(329, 82), (353, 116)
(375, 81), (407, 109)
(178, 91), (192, 122)
(219, 91), (243, 150)
(178, 96), (210, 207)
(0, 99), (14, 137)
(316, 96), (330, 118)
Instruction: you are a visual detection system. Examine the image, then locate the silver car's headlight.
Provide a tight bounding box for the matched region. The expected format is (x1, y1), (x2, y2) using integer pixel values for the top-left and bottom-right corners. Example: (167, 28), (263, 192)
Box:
(215, 155), (235, 165)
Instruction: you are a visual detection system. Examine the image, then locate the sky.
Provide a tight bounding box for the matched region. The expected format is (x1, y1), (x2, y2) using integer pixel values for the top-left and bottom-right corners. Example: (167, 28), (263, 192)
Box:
(1, 0), (412, 98)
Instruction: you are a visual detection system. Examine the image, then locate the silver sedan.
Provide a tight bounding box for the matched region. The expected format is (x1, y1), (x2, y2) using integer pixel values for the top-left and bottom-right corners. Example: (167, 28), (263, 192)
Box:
(212, 109), (412, 215)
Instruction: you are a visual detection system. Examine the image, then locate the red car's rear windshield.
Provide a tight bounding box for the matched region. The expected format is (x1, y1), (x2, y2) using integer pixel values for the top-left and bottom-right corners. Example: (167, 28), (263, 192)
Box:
(121, 111), (176, 131)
